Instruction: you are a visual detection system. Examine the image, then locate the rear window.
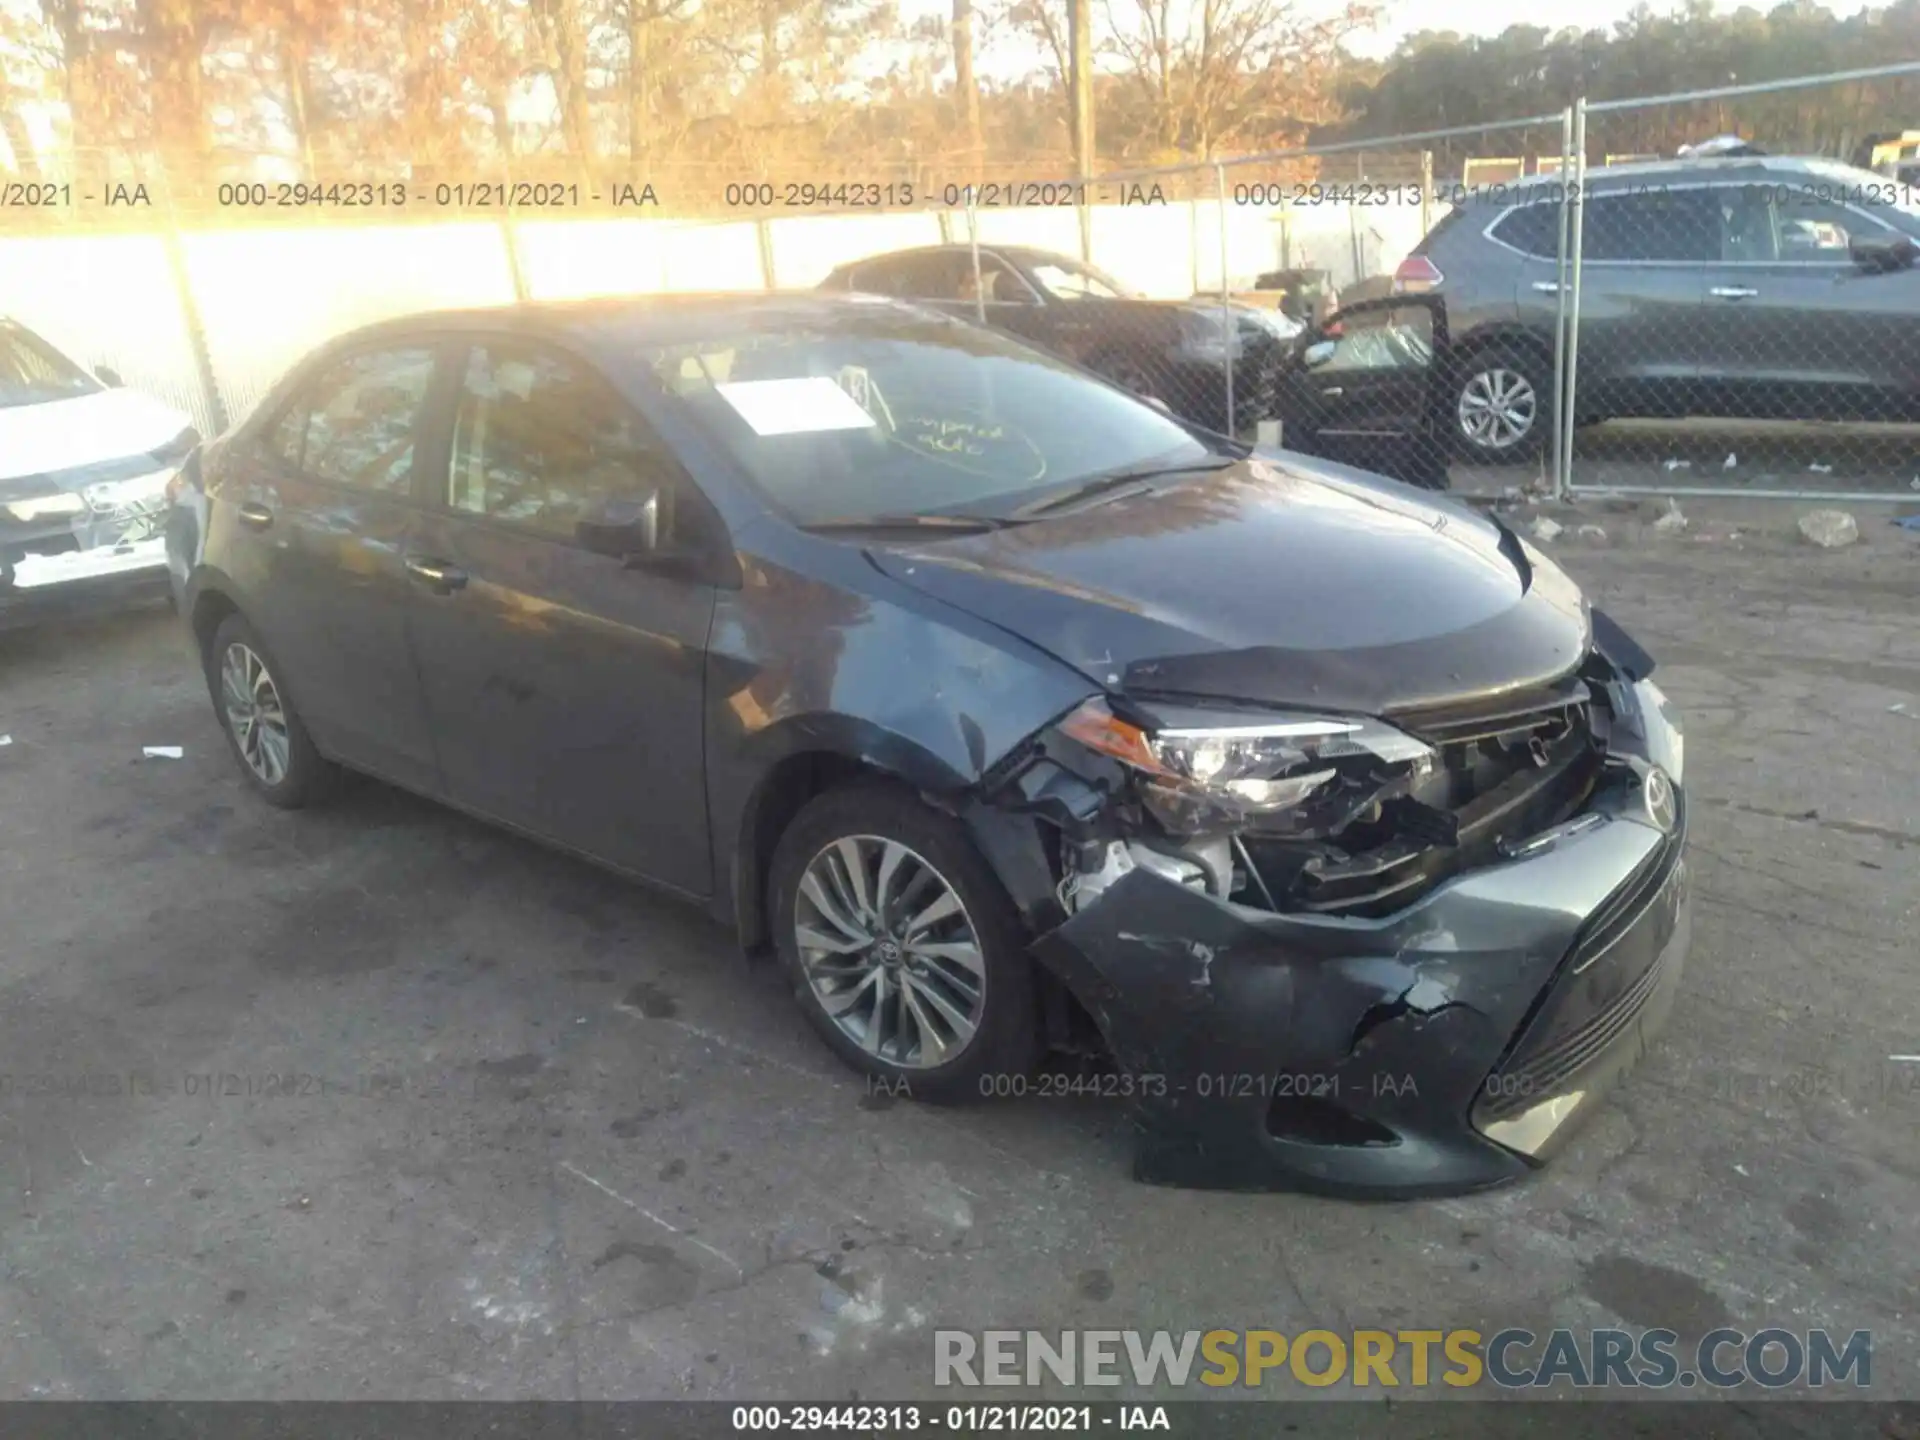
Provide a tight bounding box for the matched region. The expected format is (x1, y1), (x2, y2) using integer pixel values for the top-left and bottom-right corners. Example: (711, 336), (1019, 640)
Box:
(1490, 202), (1562, 258)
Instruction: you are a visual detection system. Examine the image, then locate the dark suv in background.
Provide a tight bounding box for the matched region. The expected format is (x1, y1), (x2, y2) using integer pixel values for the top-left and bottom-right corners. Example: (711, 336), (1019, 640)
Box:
(820, 244), (1302, 435)
(1395, 155), (1920, 462)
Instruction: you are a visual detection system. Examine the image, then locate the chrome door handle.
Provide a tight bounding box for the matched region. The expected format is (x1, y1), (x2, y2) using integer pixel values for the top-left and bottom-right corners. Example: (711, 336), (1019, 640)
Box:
(1710, 286), (1759, 300)
(1531, 281), (1565, 293)
(404, 556), (468, 595)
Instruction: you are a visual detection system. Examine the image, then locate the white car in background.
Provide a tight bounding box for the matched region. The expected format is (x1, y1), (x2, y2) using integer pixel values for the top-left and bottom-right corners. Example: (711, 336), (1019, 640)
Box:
(1, 316), (198, 622)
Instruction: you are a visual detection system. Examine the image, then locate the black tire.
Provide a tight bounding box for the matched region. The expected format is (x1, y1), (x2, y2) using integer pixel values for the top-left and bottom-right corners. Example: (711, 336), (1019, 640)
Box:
(204, 612), (336, 809)
(1450, 342), (1552, 464)
(769, 783), (1041, 1104)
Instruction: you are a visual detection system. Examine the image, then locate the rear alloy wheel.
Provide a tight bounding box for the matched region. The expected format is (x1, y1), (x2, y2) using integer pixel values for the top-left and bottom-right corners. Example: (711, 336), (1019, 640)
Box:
(770, 785), (1040, 1103)
(1453, 347), (1549, 463)
(206, 612), (335, 808)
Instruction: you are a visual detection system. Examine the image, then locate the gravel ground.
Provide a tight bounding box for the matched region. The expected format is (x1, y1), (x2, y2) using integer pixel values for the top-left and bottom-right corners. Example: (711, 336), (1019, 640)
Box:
(0, 509), (1914, 1413)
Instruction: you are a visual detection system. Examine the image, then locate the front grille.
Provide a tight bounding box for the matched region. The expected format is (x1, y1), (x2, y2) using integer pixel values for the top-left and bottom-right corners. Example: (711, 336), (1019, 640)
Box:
(1479, 807), (1686, 1120)
(1257, 680), (1600, 919)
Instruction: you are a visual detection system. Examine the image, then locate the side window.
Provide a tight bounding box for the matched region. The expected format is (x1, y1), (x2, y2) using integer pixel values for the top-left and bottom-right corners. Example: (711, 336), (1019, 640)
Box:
(962, 255), (1036, 305)
(848, 256), (953, 299)
(263, 398), (310, 470)
(447, 342), (681, 542)
(1491, 202), (1562, 258)
(296, 347), (437, 495)
(1768, 191), (1885, 262)
(1308, 305), (1435, 374)
(1583, 190), (1718, 263)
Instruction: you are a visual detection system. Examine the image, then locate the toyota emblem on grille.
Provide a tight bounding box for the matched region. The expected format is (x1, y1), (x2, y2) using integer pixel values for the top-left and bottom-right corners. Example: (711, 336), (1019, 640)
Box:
(1643, 767), (1677, 834)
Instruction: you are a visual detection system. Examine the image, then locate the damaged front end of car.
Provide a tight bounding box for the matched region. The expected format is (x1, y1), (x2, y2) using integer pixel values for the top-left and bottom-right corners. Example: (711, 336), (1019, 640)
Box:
(969, 610), (1690, 1198)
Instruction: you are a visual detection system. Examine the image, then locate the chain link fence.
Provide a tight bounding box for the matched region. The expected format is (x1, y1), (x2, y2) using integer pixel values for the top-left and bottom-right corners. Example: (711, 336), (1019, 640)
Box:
(5, 62), (1918, 506)
(1555, 66), (1920, 503)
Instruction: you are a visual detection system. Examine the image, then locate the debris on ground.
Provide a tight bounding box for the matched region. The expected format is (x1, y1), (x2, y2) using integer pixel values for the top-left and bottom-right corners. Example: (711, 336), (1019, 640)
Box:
(1530, 516), (1564, 542)
(142, 746), (185, 759)
(1893, 514), (1920, 532)
(1724, 454), (1738, 469)
(1662, 459), (1692, 471)
(1650, 499), (1688, 534)
(1807, 463), (1834, 475)
(1576, 524), (1608, 543)
(1797, 510), (1859, 548)
(0, 735), (10, 747)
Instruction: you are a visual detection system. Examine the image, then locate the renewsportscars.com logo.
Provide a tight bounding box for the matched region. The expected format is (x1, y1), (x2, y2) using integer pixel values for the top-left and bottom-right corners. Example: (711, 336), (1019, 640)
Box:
(934, 1328), (1873, 1391)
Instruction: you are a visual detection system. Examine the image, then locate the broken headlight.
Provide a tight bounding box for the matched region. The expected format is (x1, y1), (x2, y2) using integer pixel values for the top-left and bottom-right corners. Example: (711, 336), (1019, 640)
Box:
(1059, 697), (1432, 834)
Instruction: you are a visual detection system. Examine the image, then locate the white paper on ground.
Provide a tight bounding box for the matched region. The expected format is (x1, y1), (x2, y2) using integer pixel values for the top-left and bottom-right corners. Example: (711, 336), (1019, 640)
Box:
(142, 745), (184, 759)
(0, 735), (11, 746)
(716, 377), (878, 436)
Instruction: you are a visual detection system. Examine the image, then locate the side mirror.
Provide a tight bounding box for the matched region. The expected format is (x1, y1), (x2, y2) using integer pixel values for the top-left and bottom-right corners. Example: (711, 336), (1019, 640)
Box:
(1850, 233), (1917, 273)
(95, 364), (124, 387)
(576, 491), (661, 559)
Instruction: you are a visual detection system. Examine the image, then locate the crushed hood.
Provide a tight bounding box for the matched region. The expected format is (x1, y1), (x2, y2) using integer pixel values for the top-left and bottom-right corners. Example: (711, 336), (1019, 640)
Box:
(868, 454), (1591, 716)
(0, 388), (195, 491)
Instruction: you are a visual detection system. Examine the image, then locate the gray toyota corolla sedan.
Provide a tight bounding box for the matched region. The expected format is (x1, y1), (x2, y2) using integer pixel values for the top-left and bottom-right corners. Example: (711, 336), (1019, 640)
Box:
(167, 292), (1690, 1197)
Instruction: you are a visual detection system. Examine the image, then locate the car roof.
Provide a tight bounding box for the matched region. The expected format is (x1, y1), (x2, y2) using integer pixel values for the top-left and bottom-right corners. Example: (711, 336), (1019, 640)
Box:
(320, 290), (940, 351)
(830, 242), (1082, 271)
(1496, 153), (1879, 203)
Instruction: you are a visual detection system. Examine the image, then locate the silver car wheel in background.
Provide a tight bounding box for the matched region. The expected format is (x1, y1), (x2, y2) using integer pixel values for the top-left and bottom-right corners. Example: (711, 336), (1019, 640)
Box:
(794, 835), (987, 1070)
(220, 641), (291, 786)
(1458, 367), (1538, 451)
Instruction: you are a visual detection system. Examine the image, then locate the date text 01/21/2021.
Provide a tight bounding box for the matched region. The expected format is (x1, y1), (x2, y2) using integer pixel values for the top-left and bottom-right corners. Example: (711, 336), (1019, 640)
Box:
(731, 1405), (1171, 1431)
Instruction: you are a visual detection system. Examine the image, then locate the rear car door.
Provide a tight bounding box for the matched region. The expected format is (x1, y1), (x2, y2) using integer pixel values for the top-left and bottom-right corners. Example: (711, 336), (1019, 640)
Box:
(1694, 181), (1920, 420)
(1569, 187), (1717, 418)
(218, 344), (445, 793)
(1274, 296), (1448, 486)
(401, 337), (719, 895)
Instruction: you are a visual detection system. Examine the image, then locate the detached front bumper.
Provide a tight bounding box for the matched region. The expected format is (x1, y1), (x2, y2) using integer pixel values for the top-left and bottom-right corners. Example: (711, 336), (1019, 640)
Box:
(1, 471), (175, 625)
(1031, 680), (1690, 1198)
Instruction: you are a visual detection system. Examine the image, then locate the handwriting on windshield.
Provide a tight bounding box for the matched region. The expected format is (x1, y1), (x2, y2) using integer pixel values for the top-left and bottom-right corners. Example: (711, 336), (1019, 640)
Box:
(893, 413), (1046, 483)
(900, 416), (1005, 455)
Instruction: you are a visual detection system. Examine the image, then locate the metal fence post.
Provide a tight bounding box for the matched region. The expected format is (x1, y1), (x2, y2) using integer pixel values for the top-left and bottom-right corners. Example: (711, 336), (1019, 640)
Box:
(1216, 162), (1234, 437)
(755, 216), (777, 289)
(1419, 150), (1433, 236)
(1559, 99), (1588, 501)
(966, 188), (985, 326)
(1549, 107), (1573, 501)
(156, 158), (228, 435)
(499, 156), (531, 302)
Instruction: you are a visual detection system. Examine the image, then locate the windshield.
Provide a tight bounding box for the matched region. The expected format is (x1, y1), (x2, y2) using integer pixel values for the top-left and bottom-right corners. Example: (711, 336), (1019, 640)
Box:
(647, 310), (1211, 526)
(0, 320), (100, 408)
(1028, 257), (1138, 300)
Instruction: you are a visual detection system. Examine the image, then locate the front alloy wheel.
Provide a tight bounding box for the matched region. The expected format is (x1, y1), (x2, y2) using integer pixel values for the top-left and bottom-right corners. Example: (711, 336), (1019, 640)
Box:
(794, 836), (986, 1069)
(770, 784), (1041, 1103)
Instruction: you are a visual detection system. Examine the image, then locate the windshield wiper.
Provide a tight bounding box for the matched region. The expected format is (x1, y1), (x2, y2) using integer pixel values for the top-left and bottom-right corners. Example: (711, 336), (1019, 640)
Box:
(1011, 453), (1241, 519)
(800, 512), (1014, 535)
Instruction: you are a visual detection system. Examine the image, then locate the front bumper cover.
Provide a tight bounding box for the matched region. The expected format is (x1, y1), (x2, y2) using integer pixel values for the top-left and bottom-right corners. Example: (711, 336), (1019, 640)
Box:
(1031, 679), (1690, 1198)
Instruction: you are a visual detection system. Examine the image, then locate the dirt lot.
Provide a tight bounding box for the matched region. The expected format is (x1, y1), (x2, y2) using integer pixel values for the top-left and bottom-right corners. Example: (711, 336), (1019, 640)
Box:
(0, 506), (1916, 1409)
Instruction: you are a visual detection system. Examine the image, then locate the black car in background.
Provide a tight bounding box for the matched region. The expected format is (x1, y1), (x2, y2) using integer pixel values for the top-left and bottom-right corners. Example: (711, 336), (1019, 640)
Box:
(168, 292), (1690, 1198)
(1396, 153), (1920, 463)
(819, 244), (1302, 434)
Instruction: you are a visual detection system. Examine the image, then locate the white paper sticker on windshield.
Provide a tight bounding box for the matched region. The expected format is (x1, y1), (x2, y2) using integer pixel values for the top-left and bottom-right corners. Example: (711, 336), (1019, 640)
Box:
(716, 377), (878, 436)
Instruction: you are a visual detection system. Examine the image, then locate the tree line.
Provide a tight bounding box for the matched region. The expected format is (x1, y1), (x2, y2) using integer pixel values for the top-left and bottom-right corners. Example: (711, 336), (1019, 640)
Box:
(0, 0), (1913, 207)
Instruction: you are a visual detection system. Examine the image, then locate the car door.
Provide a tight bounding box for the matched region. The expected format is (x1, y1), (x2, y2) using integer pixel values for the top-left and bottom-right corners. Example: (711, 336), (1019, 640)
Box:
(1569, 187), (1716, 418)
(1693, 181), (1920, 420)
(400, 336), (719, 895)
(1273, 296), (1448, 486)
(219, 343), (446, 793)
